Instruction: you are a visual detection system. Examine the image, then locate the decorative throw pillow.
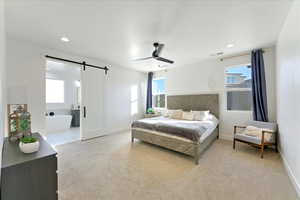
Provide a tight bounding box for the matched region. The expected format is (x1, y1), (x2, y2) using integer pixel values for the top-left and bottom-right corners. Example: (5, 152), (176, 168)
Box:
(163, 109), (171, 117)
(170, 110), (183, 119)
(164, 109), (179, 117)
(163, 109), (172, 117)
(182, 111), (194, 120)
(192, 110), (210, 121)
(159, 109), (168, 117)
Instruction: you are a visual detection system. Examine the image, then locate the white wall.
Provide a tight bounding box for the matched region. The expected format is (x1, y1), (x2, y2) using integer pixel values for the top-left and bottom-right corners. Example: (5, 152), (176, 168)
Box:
(0, 0), (5, 178)
(160, 47), (276, 140)
(6, 38), (146, 136)
(276, 1), (300, 196)
(103, 66), (146, 134)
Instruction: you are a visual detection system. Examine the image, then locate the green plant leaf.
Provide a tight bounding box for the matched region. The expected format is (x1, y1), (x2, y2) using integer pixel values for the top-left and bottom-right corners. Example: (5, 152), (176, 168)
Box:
(20, 136), (37, 144)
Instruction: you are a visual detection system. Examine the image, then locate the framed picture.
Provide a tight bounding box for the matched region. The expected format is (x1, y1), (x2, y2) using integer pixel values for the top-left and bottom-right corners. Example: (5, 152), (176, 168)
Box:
(7, 104), (31, 141)
(7, 104), (28, 115)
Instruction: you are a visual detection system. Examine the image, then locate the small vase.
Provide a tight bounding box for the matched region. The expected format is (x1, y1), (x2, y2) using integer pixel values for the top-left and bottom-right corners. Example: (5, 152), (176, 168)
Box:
(19, 141), (40, 153)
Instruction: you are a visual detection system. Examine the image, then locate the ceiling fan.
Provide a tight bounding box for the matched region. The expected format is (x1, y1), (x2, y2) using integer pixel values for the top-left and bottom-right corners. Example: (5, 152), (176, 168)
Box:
(133, 42), (174, 64)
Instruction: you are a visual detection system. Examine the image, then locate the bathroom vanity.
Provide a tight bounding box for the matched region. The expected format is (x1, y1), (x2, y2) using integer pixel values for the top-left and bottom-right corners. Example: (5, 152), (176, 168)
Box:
(71, 109), (80, 127)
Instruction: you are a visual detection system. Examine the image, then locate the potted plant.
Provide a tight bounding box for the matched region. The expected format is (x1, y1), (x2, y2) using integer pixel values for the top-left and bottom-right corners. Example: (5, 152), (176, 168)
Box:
(147, 108), (155, 114)
(19, 136), (39, 153)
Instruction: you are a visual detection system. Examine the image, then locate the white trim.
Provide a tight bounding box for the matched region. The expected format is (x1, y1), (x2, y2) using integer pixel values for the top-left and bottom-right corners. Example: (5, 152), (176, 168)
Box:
(81, 127), (130, 141)
(279, 149), (300, 198)
(219, 133), (233, 141)
(166, 91), (222, 96)
(105, 127), (130, 135)
(225, 88), (252, 91)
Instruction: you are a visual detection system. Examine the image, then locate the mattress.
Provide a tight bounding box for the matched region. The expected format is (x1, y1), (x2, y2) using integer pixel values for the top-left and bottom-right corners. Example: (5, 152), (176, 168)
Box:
(131, 115), (218, 142)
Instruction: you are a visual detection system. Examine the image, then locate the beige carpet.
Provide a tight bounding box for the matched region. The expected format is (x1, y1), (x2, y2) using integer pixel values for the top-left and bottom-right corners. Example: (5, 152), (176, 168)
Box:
(56, 131), (299, 200)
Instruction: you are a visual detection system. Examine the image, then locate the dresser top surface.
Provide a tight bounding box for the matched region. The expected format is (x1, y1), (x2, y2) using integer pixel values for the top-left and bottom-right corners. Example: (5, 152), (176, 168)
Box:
(2, 133), (57, 168)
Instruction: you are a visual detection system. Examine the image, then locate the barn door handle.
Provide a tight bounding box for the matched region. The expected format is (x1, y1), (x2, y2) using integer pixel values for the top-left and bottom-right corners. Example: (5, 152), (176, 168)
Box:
(83, 106), (87, 118)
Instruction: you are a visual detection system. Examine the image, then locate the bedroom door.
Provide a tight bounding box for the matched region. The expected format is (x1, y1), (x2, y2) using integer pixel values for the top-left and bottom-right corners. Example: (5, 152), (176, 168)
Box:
(80, 65), (105, 140)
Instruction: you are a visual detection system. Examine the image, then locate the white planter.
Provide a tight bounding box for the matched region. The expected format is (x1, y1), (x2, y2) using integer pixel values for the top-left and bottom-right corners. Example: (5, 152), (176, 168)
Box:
(19, 141), (40, 154)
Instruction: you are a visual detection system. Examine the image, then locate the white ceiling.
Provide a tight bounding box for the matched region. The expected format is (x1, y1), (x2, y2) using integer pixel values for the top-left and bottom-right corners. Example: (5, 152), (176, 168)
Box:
(5, 0), (292, 72)
(46, 60), (80, 79)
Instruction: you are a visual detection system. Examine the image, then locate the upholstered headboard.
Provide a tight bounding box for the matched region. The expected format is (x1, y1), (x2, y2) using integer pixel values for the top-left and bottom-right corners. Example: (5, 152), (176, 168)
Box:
(167, 94), (219, 118)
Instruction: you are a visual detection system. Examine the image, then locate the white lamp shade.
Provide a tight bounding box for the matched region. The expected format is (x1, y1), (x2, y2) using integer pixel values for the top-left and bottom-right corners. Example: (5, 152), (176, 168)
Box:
(7, 86), (28, 104)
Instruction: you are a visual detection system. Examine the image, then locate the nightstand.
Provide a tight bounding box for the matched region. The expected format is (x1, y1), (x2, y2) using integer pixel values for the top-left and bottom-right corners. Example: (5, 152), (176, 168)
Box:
(144, 113), (161, 118)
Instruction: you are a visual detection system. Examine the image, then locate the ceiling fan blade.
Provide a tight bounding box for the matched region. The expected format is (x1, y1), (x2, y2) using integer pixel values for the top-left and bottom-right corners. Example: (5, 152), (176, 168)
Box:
(132, 57), (153, 61)
(156, 57), (174, 64)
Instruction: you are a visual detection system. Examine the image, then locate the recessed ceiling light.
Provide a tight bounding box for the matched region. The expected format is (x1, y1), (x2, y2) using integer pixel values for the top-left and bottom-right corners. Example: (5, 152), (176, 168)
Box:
(226, 43), (234, 48)
(61, 37), (70, 42)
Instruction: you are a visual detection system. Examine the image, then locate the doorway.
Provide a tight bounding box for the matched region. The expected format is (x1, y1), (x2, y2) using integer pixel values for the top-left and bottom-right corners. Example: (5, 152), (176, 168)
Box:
(44, 59), (81, 146)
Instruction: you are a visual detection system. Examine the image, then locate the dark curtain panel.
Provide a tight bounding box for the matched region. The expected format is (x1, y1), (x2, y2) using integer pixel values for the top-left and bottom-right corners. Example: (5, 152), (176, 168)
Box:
(146, 72), (153, 112)
(251, 49), (269, 122)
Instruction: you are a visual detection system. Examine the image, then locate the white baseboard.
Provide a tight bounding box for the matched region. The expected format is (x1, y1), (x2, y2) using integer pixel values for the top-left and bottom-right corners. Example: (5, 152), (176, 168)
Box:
(280, 150), (300, 198)
(81, 127), (130, 141)
(219, 133), (233, 141)
(106, 127), (130, 135)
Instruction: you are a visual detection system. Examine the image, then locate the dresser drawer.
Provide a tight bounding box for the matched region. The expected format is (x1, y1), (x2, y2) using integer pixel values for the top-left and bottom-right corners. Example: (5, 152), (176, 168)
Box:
(1, 155), (58, 200)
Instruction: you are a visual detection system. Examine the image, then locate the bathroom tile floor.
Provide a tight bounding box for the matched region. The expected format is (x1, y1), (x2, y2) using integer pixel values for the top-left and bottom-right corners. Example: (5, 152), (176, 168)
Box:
(45, 127), (80, 146)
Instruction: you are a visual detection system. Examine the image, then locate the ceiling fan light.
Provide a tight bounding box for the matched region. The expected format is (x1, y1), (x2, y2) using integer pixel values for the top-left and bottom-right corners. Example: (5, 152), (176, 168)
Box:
(61, 36), (70, 42)
(226, 43), (234, 48)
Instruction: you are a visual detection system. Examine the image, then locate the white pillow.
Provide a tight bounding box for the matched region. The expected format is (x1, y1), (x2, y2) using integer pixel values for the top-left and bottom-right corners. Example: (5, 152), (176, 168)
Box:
(170, 110), (183, 119)
(182, 111), (194, 121)
(243, 126), (262, 137)
(192, 110), (210, 121)
(163, 109), (171, 117)
(164, 109), (180, 117)
(158, 109), (168, 117)
(207, 114), (219, 124)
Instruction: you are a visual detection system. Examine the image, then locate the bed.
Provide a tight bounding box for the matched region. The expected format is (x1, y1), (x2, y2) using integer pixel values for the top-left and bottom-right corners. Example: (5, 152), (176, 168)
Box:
(131, 94), (219, 164)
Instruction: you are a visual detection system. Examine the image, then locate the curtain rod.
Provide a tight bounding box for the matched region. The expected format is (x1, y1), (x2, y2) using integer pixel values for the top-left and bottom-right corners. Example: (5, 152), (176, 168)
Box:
(220, 48), (271, 61)
(45, 55), (109, 74)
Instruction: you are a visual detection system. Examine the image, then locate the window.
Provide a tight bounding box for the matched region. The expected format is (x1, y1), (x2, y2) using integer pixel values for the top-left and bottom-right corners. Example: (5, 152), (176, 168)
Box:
(152, 78), (166, 108)
(46, 79), (65, 103)
(225, 65), (252, 111)
(75, 80), (81, 105)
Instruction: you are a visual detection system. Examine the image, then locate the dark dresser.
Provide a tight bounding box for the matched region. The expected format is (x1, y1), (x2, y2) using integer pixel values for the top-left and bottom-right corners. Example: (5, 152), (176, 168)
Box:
(1, 133), (58, 200)
(71, 109), (80, 127)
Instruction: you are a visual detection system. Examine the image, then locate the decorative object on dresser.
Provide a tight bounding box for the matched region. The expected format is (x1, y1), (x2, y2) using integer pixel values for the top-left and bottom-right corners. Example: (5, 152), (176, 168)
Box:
(7, 104), (32, 142)
(1, 133), (58, 200)
(19, 135), (40, 154)
(7, 86), (32, 141)
(233, 120), (278, 158)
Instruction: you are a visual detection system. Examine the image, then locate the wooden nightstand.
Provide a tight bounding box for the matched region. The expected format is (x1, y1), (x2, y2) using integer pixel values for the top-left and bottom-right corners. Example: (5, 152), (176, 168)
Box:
(144, 113), (161, 118)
